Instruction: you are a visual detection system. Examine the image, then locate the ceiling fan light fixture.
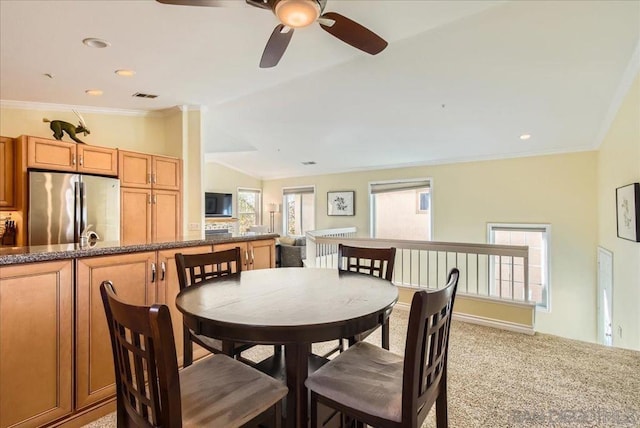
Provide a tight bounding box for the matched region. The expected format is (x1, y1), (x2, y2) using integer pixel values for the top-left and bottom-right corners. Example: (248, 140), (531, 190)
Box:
(275, 0), (320, 28)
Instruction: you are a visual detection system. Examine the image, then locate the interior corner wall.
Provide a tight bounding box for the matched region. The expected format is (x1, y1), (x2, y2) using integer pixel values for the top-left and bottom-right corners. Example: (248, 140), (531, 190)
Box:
(263, 151), (599, 343)
(0, 107), (168, 154)
(181, 109), (204, 237)
(203, 161), (263, 219)
(597, 72), (640, 351)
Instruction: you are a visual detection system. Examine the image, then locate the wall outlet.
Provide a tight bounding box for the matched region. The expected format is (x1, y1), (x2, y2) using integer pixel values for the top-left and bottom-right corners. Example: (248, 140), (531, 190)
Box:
(188, 223), (201, 231)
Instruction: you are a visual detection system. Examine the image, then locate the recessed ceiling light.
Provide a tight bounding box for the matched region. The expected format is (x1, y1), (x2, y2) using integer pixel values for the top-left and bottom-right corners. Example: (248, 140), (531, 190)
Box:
(82, 37), (110, 48)
(115, 69), (136, 77)
(85, 89), (103, 96)
(520, 134), (531, 140)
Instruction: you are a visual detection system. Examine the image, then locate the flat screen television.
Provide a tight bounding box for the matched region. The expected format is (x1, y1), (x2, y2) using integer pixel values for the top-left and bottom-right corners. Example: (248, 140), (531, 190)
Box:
(205, 192), (232, 217)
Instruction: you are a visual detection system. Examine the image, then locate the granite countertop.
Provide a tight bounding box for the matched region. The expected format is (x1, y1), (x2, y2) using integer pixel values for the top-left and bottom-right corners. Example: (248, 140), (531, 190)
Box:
(0, 233), (280, 265)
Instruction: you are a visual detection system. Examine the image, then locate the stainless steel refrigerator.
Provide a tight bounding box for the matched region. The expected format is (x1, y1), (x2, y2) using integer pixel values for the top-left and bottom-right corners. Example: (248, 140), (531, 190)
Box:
(29, 171), (120, 246)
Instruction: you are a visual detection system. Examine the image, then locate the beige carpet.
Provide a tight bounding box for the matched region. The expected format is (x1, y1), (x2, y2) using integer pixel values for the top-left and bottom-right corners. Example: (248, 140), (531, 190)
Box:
(85, 307), (640, 427)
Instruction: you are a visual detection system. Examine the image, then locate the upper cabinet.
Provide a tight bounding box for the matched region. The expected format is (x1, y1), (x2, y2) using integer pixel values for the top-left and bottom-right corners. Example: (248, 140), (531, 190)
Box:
(26, 136), (117, 176)
(0, 137), (15, 209)
(119, 150), (181, 190)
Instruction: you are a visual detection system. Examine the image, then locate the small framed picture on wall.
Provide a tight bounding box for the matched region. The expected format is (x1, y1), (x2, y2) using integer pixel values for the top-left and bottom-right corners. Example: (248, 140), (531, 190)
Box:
(328, 191), (355, 216)
(616, 183), (640, 242)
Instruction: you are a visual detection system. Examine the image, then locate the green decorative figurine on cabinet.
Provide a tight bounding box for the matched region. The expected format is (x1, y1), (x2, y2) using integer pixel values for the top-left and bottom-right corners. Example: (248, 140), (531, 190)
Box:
(42, 110), (90, 144)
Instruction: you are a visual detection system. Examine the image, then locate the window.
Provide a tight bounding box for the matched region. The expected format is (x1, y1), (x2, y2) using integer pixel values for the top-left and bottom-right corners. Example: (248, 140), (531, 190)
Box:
(237, 188), (261, 233)
(283, 186), (315, 235)
(488, 223), (550, 310)
(370, 179), (432, 240)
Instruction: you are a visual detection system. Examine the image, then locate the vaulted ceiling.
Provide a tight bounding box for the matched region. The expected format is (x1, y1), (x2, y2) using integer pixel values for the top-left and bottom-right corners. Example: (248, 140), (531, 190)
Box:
(1, 0), (638, 179)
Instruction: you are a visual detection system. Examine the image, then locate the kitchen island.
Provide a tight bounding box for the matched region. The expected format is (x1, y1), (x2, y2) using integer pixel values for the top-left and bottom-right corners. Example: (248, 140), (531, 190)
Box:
(0, 234), (277, 428)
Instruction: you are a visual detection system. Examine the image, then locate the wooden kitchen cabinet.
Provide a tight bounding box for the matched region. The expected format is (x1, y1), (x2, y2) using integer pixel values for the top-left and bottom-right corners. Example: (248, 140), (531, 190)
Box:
(0, 136), (15, 209)
(120, 187), (152, 244)
(75, 252), (157, 410)
(214, 239), (275, 271)
(119, 150), (181, 190)
(156, 245), (213, 366)
(26, 136), (117, 176)
(0, 260), (73, 428)
(120, 187), (181, 244)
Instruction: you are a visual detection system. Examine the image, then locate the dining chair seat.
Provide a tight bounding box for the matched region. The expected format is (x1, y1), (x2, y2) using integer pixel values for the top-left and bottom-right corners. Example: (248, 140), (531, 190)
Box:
(180, 354), (288, 427)
(305, 341), (404, 422)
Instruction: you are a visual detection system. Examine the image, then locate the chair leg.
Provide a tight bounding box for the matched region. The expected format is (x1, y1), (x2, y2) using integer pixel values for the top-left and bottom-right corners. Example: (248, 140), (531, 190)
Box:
(310, 391), (318, 428)
(382, 319), (390, 350)
(435, 388), (449, 428)
(274, 344), (282, 356)
(274, 401), (282, 428)
(183, 327), (193, 367)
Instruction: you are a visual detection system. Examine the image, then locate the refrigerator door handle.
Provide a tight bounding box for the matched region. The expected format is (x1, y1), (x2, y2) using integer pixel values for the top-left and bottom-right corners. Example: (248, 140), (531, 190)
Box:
(74, 181), (82, 243)
(80, 181), (88, 239)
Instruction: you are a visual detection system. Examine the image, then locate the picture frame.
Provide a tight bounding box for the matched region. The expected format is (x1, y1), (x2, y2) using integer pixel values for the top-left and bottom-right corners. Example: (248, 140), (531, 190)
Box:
(616, 183), (640, 242)
(327, 191), (355, 216)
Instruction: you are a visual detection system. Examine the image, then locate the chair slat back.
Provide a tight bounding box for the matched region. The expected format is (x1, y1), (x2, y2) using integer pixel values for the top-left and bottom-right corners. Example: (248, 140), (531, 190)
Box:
(175, 247), (242, 290)
(402, 268), (459, 427)
(337, 244), (396, 281)
(100, 281), (182, 428)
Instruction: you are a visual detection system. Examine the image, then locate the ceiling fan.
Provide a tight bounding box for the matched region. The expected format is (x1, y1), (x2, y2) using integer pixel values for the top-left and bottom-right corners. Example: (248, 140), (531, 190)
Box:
(156, 0), (388, 68)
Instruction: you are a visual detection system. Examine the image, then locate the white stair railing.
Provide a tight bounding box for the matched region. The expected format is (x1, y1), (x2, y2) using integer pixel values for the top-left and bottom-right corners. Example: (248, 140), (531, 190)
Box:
(307, 232), (531, 303)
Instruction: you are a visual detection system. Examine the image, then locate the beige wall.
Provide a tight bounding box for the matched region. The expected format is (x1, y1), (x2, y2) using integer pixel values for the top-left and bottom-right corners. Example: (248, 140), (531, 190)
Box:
(597, 73), (640, 351)
(203, 161), (263, 219)
(264, 151), (600, 343)
(0, 106), (171, 155)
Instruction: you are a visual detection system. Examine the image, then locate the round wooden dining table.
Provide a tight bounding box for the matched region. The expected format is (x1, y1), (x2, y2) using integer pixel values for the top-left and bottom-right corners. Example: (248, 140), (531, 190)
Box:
(175, 267), (398, 428)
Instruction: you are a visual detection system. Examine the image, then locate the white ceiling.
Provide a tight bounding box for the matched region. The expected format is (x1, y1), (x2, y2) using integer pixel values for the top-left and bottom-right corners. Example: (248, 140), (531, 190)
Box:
(1, 0), (638, 179)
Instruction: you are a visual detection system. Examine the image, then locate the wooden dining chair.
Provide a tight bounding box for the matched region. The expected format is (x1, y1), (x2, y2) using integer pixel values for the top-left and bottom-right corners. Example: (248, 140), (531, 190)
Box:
(306, 268), (459, 428)
(175, 247), (256, 367)
(324, 244), (396, 357)
(100, 280), (287, 428)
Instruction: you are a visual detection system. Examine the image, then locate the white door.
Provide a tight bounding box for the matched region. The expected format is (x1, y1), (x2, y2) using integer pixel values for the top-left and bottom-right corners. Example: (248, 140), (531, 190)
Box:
(597, 247), (613, 346)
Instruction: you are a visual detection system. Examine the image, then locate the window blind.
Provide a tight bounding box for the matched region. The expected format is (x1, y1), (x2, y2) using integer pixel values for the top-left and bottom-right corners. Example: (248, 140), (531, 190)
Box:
(370, 180), (430, 194)
(283, 186), (315, 195)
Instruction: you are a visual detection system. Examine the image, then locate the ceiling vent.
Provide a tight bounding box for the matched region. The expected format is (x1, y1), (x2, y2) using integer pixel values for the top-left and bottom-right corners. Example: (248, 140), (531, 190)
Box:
(301, 161), (316, 165)
(132, 92), (158, 99)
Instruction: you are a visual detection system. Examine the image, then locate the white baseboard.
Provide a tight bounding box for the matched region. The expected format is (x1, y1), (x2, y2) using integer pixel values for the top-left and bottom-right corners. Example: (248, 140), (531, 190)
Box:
(452, 313), (535, 335)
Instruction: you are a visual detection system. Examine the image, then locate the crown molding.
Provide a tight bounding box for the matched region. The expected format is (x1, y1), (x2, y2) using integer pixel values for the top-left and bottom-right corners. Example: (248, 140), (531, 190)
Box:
(0, 99), (166, 117)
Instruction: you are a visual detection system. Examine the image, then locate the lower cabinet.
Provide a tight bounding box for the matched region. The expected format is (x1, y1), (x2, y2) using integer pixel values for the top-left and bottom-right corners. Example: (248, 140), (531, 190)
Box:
(0, 260), (73, 428)
(214, 239), (276, 271)
(156, 245), (213, 366)
(75, 252), (157, 409)
(0, 238), (276, 427)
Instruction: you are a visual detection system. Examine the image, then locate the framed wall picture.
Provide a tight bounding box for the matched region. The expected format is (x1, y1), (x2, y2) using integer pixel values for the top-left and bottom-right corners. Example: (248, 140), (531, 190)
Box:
(328, 191), (355, 216)
(616, 183), (640, 242)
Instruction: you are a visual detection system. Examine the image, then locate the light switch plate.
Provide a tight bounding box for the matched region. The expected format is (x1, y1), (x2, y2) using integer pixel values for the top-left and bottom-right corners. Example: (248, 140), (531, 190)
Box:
(188, 223), (200, 231)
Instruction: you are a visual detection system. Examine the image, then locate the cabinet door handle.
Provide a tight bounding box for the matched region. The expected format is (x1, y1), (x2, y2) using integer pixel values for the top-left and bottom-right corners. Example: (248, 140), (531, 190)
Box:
(251, 249), (255, 266)
(147, 173), (152, 184)
(79, 154), (84, 166)
(72, 153), (76, 166)
(161, 261), (166, 281)
(245, 250), (249, 267)
(151, 263), (156, 283)
(152, 173), (157, 184)
(148, 194), (152, 204)
(153, 195), (157, 204)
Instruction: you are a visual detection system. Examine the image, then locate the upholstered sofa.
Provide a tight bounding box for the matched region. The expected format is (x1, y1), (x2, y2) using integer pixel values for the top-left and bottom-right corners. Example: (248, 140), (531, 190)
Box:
(278, 236), (306, 267)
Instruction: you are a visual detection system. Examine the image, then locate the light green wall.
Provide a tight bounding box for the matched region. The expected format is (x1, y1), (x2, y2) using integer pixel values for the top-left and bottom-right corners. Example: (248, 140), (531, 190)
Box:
(203, 161), (263, 218)
(597, 73), (640, 351)
(0, 106), (171, 155)
(263, 151), (600, 343)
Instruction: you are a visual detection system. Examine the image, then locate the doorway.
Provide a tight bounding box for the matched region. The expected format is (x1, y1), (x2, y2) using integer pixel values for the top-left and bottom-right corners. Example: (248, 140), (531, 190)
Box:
(597, 246), (613, 346)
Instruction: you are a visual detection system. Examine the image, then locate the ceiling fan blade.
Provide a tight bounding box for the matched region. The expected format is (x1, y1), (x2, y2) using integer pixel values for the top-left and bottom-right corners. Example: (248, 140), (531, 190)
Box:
(156, 0), (248, 7)
(260, 25), (294, 68)
(319, 12), (387, 55)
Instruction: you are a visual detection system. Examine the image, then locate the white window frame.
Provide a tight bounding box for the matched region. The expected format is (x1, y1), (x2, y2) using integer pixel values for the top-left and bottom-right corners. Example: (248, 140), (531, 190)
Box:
(487, 223), (551, 311)
(368, 178), (433, 239)
(282, 185), (316, 235)
(237, 187), (262, 231)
